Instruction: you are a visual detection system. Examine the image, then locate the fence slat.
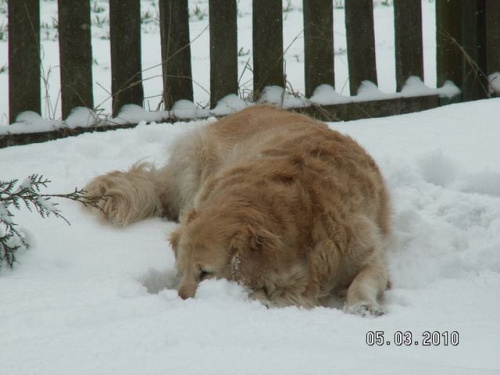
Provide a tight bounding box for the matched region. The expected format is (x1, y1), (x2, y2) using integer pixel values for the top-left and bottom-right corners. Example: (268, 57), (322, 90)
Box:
(109, 0), (144, 116)
(303, 0), (334, 97)
(486, 0), (500, 74)
(58, 0), (93, 119)
(345, 0), (377, 95)
(436, 0), (463, 90)
(159, 0), (193, 110)
(253, 0), (283, 99)
(209, 0), (238, 108)
(394, 0), (424, 91)
(462, 0), (488, 101)
(8, 0), (40, 123)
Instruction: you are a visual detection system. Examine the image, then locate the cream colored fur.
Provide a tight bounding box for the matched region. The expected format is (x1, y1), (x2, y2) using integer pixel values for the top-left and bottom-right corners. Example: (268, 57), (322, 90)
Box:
(85, 105), (392, 316)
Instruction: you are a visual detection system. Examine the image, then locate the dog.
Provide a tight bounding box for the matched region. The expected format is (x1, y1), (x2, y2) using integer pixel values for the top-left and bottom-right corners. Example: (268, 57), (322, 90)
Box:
(85, 105), (392, 316)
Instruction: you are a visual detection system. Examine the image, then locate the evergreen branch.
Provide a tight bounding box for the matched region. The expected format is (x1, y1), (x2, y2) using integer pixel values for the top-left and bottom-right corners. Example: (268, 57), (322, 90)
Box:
(0, 175), (106, 269)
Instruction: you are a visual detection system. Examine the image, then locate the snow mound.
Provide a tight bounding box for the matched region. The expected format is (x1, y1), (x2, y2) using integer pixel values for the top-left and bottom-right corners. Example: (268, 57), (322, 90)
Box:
(460, 171), (500, 197)
(114, 104), (168, 124)
(401, 77), (460, 99)
(309, 84), (351, 105)
(65, 107), (100, 128)
(258, 85), (309, 108)
(356, 81), (395, 101)
(210, 94), (250, 116)
(490, 72), (500, 95)
(418, 150), (461, 188)
(4, 111), (62, 134)
(172, 100), (211, 119)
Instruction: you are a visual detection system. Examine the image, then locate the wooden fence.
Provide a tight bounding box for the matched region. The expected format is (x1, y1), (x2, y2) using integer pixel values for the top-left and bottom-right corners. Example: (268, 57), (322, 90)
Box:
(4, 0), (500, 147)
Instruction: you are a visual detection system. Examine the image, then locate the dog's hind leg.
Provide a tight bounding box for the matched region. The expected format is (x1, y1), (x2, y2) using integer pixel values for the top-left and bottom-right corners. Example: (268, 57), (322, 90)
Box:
(344, 257), (387, 316)
(84, 162), (166, 226)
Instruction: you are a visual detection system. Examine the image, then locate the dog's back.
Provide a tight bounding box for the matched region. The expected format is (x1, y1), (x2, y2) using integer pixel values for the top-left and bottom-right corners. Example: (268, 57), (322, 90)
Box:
(169, 105), (389, 232)
(158, 106), (332, 219)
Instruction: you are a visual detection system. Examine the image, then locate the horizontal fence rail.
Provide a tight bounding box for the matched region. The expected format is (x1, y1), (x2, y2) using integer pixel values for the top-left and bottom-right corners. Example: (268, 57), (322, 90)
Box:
(3, 0), (500, 148)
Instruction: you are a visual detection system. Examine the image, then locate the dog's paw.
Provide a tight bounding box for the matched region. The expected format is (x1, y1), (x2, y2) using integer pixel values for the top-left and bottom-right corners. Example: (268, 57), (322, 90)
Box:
(345, 302), (384, 317)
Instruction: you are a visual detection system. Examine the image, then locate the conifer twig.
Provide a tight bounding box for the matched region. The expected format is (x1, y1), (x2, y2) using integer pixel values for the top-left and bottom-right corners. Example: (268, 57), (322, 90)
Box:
(0, 175), (105, 269)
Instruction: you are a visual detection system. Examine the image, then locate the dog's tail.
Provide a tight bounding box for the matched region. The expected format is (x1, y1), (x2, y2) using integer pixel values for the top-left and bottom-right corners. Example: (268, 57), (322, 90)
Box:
(84, 162), (164, 226)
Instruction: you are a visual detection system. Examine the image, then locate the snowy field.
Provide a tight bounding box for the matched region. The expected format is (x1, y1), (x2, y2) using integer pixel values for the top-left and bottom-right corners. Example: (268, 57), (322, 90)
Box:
(2, 0), (500, 374)
(1, 99), (500, 374)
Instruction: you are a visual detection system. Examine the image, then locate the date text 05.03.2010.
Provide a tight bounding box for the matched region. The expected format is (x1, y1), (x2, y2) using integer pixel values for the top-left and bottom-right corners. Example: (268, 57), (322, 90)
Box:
(366, 331), (459, 347)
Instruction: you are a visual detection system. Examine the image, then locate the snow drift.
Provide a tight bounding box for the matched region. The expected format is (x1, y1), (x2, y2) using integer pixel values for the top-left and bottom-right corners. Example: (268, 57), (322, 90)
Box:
(1, 99), (499, 374)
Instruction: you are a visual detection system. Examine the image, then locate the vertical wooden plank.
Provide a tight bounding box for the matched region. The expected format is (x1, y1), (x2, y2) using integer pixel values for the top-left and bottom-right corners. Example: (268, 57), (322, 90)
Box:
(109, 0), (144, 116)
(58, 0), (93, 119)
(486, 0), (500, 74)
(159, 0), (193, 110)
(303, 0), (334, 97)
(344, 0), (377, 95)
(394, 0), (424, 91)
(253, 0), (283, 99)
(8, 0), (40, 123)
(436, 0), (463, 89)
(209, 0), (238, 108)
(461, 0), (488, 101)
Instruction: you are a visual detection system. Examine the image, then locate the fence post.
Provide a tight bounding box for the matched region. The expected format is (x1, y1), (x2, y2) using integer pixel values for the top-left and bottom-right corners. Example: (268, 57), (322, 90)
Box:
(253, 0), (283, 99)
(303, 0), (334, 97)
(159, 0), (193, 110)
(209, 0), (238, 108)
(58, 0), (94, 119)
(8, 0), (40, 123)
(394, 0), (424, 91)
(109, 0), (144, 116)
(436, 0), (463, 93)
(461, 0), (488, 101)
(345, 0), (377, 95)
(486, 0), (500, 93)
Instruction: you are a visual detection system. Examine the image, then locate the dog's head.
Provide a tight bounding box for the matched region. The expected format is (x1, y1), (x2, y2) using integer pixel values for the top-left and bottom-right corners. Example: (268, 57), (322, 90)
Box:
(169, 208), (281, 300)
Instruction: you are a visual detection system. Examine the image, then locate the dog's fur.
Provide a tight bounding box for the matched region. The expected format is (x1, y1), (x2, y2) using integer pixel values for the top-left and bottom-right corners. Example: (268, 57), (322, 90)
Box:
(85, 106), (391, 316)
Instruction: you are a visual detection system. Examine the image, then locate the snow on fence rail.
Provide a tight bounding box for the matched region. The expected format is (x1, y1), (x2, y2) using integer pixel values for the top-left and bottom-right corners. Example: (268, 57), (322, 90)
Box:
(3, 0), (500, 148)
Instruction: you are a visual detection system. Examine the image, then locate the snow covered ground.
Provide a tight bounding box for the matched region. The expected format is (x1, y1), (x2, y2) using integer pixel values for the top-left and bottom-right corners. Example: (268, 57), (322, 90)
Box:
(1, 98), (500, 374)
(1, 0), (500, 373)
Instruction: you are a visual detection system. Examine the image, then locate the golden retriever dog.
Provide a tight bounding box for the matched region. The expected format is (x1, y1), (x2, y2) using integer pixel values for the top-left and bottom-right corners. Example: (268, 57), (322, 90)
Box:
(85, 105), (391, 316)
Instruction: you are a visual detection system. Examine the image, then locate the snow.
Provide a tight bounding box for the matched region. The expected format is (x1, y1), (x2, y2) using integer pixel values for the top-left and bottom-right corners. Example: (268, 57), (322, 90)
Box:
(3, 111), (63, 134)
(171, 100), (210, 119)
(490, 72), (500, 96)
(1, 99), (500, 374)
(0, 78), (451, 135)
(1, 75), (456, 134)
(65, 107), (100, 129)
(114, 104), (168, 125)
(401, 77), (460, 99)
(257, 85), (309, 108)
(210, 94), (249, 116)
(254, 78), (459, 110)
(1, 0), (499, 372)
(309, 84), (352, 105)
